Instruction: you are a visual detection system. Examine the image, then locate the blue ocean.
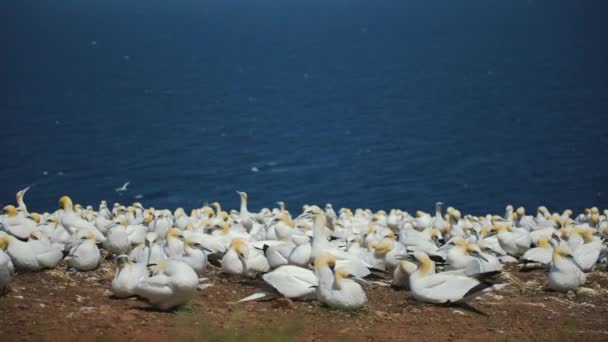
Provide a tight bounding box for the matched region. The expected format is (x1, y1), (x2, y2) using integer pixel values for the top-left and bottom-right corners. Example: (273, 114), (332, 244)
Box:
(1, 0), (607, 214)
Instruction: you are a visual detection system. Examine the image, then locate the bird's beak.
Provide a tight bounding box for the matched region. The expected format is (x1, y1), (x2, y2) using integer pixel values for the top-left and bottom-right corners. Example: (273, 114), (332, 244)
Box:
(396, 254), (416, 262)
(347, 274), (369, 285)
(431, 236), (441, 246)
(471, 251), (489, 263)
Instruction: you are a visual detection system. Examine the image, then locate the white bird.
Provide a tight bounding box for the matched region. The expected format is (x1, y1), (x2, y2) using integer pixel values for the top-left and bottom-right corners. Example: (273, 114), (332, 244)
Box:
(67, 232), (101, 271)
(314, 254), (367, 310)
(1, 205), (36, 240)
(392, 260), (418, 290)
(221, 238), (269, 275)
(520, 235), (554, 267)
(548, 245), (586, 292)
(572, 229), (602, 272)
(240, 265), (318, 302)
(134, 260), (198, 311)
(26, 230), (63, 269)
(115, 181), (130, 192)
(15, 187), (31, 215)
(0, 238), (12, 294)
(407, 251), (507, 304)
(262, 265), (318, 299)
(495, 225), (531, 258)
(173, 238), (209, 277)
(59, 196), (105, 243)
(103, 221), (131, 256)
(111, 255), (148, 298)
(1, 234), (59, 271)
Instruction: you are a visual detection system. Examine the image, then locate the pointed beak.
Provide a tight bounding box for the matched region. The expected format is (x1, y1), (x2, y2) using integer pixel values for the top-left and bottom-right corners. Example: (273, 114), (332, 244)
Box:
(347, 274), (369, 285)
(396, 254), (416, 262)
(471, 250), (489, 263)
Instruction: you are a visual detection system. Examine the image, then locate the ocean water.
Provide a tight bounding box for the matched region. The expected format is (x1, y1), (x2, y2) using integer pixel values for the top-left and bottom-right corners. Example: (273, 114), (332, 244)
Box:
(1, 0), (607, 214)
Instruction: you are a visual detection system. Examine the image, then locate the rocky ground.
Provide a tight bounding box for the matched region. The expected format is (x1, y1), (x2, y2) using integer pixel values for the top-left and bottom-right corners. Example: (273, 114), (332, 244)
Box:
(1, 256), (608, 341)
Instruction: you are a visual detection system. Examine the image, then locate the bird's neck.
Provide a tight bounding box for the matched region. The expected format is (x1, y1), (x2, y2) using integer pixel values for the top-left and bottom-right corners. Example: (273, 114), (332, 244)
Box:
(240, 198), (248, 213)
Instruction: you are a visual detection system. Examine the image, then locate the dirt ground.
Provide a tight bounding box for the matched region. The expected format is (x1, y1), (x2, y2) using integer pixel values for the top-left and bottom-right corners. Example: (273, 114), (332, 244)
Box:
(1, 256), (608, 342)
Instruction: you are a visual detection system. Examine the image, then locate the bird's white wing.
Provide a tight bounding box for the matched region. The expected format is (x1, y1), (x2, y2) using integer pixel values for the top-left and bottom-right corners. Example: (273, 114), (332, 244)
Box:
(521, 247), (552, 264)
(134, 274), (172, 298)
(420, 274), (478, 301)
(263, 266), (316, 298)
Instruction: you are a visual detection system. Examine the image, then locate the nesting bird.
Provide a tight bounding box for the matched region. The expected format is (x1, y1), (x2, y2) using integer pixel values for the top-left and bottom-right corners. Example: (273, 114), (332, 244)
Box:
(1, 187), (605, 316)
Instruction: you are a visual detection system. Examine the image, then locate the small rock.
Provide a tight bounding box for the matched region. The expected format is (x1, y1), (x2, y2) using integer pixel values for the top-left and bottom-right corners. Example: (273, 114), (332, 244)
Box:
(39, 303), (46, 308)
(566, 291), (576, 300)
(273, 298), (295, 310)
(408, 307), (421, 314)
(452, 310), (466, 316)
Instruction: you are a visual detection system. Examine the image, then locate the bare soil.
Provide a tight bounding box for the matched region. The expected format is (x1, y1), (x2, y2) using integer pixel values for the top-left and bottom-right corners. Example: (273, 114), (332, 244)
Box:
(1, 257), (608, 341)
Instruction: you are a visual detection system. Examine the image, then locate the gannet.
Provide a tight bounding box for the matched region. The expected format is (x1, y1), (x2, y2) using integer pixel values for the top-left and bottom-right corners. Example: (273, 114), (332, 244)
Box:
(152, 213), (172, 238)
(67, 232), (101, 271)
(392, 260), (418, 290)
(164, 228), (185, 258)
(304, 207), (371, 278)
(548, 245), (586, 292)
(1, 234), (58, 271)
(407, 251), (507, 304)
(0, 237), (12, 293)
(26, 230), (63, 269)
(520, 236), (553, 267)
(15, 187), (30, 215)
(325, 204), (337, 229)
(103, 220), (131, 256)
(173, 237), (209, 277)
(134, 260), (198, 310)
(572, 229), (602, 271)
(315, 255), (367, 310)
(495, 224), (531, 257)
(112, 255), (148, 298)
(59, 196), (105, 243)
(432, 202), (446, 232)
(1, 205), (35, 240)
(222, 238), (269, 275)
(240, 264), (318, 302)
(236, 191), (254, 232)
(115, 181), (130, 192)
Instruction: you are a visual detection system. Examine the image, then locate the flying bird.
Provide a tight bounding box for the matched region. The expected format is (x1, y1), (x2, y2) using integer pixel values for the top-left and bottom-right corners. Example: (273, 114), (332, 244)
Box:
(115, 181), (130, 192)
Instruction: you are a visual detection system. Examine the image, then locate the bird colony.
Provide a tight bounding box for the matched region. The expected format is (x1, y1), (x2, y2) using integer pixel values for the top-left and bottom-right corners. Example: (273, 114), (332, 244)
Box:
(1, 187), (606, 312)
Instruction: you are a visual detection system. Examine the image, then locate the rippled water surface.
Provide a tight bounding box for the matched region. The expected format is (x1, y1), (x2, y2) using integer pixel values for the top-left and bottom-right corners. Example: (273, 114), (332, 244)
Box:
(1, 0), (607, 213)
